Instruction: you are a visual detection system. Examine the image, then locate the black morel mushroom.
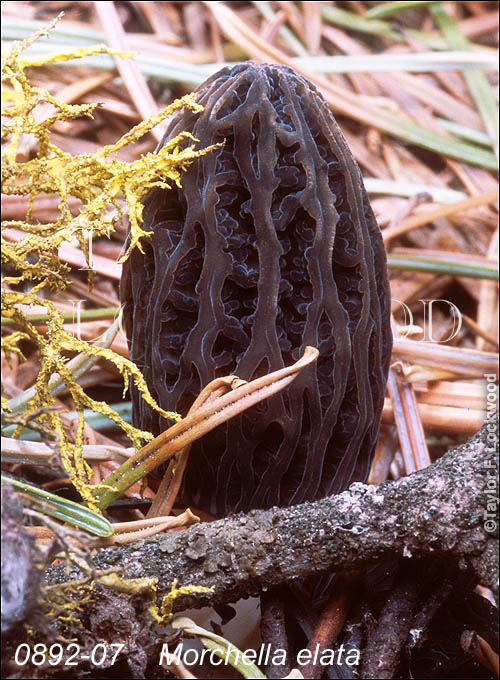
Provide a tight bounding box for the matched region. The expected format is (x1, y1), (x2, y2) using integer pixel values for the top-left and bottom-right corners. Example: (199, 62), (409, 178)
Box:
(121, 62), (392, 516)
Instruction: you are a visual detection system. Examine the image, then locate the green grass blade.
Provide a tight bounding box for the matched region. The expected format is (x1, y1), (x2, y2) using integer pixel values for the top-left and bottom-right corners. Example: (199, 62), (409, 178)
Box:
(1, 475), (113, 536)
(294, 51), (498, 73)
(172, 617), (267, 679)
(2, 306), (119, 329)
(430, 4), (499, 161)
(1, 17), (105, 44)
(252, 0), (309, 56)
(1, 39), (208, 85)
(388, 254), (499, 280)
(378, 118), (496, 169)
(366, 1), (443, 19)
(436, 119), (492, 147)
(2, 402), (133, 440)
(320, 5), (446, 47)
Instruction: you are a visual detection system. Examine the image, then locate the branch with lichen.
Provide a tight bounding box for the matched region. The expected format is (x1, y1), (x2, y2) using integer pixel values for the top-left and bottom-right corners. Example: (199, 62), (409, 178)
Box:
(45, 424), (499, 605)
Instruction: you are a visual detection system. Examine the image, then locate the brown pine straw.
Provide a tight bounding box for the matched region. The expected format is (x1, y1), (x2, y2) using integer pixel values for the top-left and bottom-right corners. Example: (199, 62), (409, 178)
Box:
(145, 375), (233, 518)
(302, 1), (322, 55)
(53, 72), (113, 107)
(461, 631), (500, 678)
(0, 438), (134, 465)
(300, 573), (359, 680)
(382, 190), (499, 241)
(462, 314), (499, 350)
(382, 399), (484, 436)
(137, 347), (319, 517)
(135, 0), (182, 46)
(448, 9), (499, 39)
(393, 338), (498, 378)
(204, 0), (481, 149)
(2, 228), (122, 280)
(93, 1), (164, 144)
(318, 22), (483, 130)
(26, 508), (199, 547)
(161, 653), (197, 680)
(369, 425), (399, 485)
(387, 369), (431, 474)
(415, 380), (487, 409)
(477, 226), (499, 352)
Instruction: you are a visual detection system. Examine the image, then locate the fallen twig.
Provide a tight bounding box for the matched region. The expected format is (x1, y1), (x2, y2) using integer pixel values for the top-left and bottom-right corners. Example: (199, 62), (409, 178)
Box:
(45, 425), (498, 608)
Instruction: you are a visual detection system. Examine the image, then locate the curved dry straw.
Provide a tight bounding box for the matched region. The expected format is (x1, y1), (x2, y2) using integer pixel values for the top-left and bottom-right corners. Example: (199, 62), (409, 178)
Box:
(92, 347), (319, 510)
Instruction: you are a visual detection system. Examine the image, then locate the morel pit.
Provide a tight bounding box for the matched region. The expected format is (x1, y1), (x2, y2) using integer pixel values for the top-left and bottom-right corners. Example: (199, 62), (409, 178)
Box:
(120, 62), (392, 516)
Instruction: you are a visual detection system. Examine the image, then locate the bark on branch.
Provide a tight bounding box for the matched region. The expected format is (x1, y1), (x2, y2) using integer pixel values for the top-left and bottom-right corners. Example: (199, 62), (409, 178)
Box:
(46, 424), (499, 610)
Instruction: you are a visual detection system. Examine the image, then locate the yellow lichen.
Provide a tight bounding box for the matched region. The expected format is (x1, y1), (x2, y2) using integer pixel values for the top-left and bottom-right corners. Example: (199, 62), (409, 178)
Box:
(97, 574), (213, 625)
(152, 578), (215, 624)
(1, 22), (216, 508)
(98, 573), (159, 595)
(1, 331), (29, 366)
